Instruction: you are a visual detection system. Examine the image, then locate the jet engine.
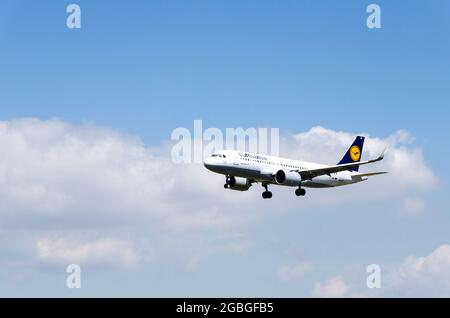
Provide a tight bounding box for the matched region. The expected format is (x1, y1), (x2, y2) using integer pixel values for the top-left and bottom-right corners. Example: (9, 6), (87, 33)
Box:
(274, 170), (302, 186)
(225, 176), (252, 191)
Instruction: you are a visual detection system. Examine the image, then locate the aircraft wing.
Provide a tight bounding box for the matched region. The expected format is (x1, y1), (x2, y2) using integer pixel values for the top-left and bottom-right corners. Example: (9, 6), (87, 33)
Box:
(295, 152), (385, 180)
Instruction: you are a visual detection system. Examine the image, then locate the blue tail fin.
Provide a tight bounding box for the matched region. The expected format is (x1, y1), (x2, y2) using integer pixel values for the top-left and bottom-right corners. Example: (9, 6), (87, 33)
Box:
(337, 136), (365, 171)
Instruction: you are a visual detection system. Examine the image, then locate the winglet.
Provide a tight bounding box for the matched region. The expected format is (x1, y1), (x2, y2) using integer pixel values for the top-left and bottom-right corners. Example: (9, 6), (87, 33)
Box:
(378, 147), (387, 161)
(368, 147), (387, 164)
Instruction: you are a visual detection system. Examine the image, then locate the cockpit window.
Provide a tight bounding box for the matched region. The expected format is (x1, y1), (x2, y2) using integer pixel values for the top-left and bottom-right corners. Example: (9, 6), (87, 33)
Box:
(223, 155), (226, 158)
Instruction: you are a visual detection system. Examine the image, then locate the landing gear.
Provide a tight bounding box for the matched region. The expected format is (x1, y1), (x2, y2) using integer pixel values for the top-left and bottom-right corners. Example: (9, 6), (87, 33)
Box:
(295, 187), (306, 197)
(262, 191), (272, 199)
(262, 183), (272, 199)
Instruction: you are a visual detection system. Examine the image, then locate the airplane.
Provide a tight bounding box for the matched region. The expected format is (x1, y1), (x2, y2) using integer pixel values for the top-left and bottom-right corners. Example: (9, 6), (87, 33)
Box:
(203, 136), (387, 199)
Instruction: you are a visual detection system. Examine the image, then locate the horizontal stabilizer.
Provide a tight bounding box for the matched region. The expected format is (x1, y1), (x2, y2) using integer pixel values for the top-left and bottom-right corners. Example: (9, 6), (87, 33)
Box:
(357, 172), (389, 177)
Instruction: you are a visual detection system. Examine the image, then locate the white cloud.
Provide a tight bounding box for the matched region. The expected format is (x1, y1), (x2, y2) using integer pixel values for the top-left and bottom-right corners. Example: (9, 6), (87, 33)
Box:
(0, 118), (265, 269)
(311, 244), (450, 297)
(0, 119), (437, 269)
(391, 244), (450, 296)
(0, 118), (257, 230)
(276, 261), (312, 282)
(36, 235), (144, 268)
(312, 276), (348, 298)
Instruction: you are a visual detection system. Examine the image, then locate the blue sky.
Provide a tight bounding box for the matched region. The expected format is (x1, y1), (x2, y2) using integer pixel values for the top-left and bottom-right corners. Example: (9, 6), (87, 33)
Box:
(1, 1), (449, 141)
(0, 1), (450, 297)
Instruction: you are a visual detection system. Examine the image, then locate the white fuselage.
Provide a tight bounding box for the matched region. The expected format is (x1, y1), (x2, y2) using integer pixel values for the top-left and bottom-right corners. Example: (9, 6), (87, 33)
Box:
(204, 150), (368, 188)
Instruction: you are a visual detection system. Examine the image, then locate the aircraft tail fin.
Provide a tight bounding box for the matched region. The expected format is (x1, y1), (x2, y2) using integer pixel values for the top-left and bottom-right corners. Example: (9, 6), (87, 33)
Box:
(337, 136), (365, 171)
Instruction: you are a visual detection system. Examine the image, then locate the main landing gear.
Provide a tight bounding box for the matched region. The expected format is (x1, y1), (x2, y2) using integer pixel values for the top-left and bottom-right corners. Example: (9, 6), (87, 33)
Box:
(261, 184), (306, 199)
(262, 183), (272, 199)
(295, 187), (306, 197)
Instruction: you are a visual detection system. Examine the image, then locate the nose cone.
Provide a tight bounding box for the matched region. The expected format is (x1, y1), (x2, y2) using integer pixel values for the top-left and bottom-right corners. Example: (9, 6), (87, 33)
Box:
(204, 157), (214, 170)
